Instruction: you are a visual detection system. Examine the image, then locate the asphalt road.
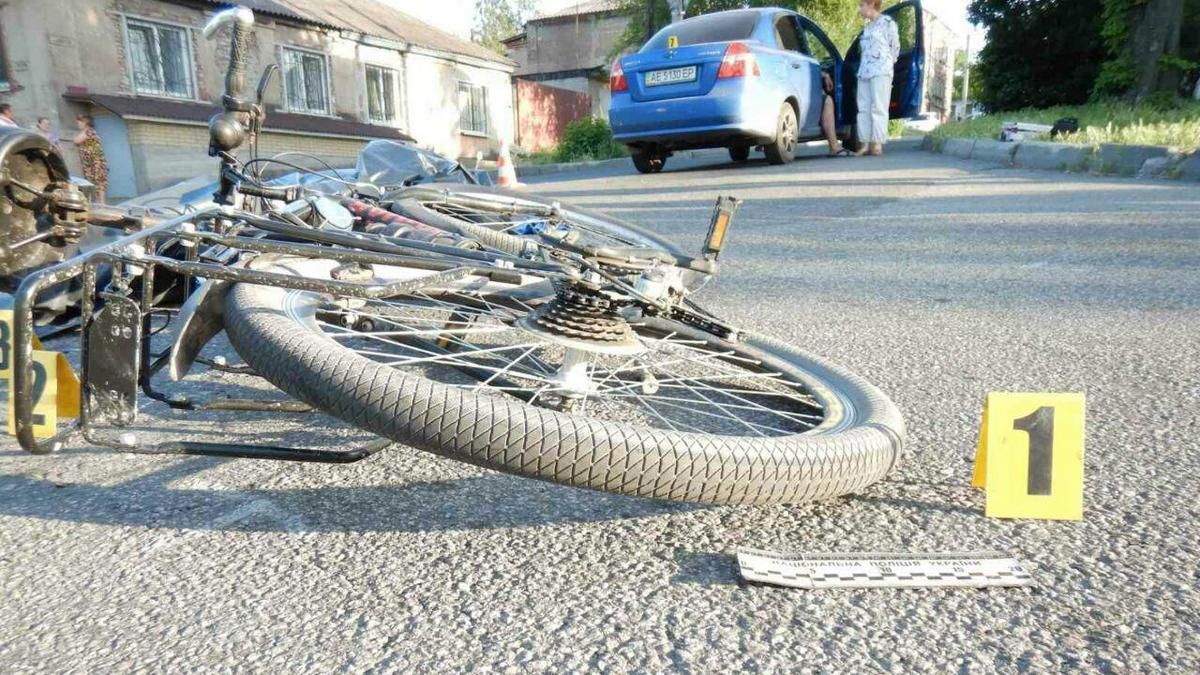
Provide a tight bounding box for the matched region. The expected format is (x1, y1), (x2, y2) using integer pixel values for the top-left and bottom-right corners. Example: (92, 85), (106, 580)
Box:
(2, 140), (1198, 672)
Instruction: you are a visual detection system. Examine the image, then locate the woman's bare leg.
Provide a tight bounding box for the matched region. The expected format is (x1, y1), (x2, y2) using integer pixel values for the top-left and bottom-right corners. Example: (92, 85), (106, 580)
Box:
(822, 96), (840, 154)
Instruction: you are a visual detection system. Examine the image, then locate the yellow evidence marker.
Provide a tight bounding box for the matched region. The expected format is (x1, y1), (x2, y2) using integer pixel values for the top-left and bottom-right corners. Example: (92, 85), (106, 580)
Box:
(973, 392), (1086, 521)
(667, 35), (679, 49)
(5, 350), (69, 438)
(1, 310), (81, 436)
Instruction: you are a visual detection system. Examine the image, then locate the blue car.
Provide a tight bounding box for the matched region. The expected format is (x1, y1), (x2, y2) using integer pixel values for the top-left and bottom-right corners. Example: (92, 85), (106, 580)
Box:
(609, 3), (926, 173)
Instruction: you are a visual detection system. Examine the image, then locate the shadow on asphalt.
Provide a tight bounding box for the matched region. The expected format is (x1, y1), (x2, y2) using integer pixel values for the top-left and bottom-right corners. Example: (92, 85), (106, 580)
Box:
(543, 176), (945, 200)
(0, 454), (710, 533)
(670, 549), (741, 586)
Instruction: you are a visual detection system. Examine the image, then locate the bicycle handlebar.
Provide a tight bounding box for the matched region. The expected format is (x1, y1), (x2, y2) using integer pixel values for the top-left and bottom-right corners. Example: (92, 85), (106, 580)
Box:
(204, 7), (255, 108)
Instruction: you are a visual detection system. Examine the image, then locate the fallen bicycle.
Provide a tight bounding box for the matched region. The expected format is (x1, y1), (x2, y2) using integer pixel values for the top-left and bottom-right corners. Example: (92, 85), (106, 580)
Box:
(0, 7), (904, 506)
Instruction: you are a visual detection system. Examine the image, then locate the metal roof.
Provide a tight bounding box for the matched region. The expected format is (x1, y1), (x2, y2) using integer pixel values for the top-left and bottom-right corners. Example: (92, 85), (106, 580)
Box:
(64, 92), (417, 142)
(533, 0), (623, 22)
(197, 0), (514, 65)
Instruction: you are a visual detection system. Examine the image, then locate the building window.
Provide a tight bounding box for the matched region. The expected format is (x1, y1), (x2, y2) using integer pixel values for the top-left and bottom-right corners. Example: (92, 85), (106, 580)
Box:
(125, 18), (194, 99)
(365, 65), (400, 124)
(281, 47), (330, 115)
(458, 82), (488, 136)
(0, 30), (9, 92)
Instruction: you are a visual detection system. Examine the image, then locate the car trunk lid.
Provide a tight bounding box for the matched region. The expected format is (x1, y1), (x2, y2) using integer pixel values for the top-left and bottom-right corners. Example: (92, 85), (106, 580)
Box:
(623, 43), (736, 102)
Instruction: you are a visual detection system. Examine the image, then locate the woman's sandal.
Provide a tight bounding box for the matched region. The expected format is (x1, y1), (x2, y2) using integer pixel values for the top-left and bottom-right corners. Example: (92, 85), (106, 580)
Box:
(828, 148), (854, 157)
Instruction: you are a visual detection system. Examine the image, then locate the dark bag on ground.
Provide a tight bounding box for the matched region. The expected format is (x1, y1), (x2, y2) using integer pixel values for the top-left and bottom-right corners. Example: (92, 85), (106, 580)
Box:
(1050, 118), (1079, 138)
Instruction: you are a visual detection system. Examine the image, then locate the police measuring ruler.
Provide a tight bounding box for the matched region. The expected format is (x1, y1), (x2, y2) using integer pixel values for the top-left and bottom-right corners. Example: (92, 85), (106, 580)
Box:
(737, 549), (1035, 590)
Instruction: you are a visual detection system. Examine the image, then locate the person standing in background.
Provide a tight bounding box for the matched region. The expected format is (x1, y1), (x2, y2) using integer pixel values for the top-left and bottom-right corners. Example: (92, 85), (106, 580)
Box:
(35, 117), (60, 144)
(72, 114), (109, 204)
(0, 103), (18, 128)
(854, 0), (900, 157)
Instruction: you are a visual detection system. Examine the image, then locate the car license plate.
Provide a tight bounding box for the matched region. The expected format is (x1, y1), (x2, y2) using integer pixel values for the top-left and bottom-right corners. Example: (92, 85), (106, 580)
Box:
(645, 66), (697, 87)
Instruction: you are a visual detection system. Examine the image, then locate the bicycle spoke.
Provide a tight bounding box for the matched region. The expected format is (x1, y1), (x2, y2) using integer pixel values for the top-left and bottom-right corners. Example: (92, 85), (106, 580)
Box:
(314, 280), (825, 435)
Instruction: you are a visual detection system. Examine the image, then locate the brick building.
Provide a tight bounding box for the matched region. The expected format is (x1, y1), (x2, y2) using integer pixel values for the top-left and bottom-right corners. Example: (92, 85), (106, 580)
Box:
(502, 0), (626, 120)
(0, 0), (515, 200)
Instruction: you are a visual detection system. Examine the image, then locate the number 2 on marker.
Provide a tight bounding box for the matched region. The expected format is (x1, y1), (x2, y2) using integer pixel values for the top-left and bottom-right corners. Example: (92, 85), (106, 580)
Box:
(6, 350), (58, 438)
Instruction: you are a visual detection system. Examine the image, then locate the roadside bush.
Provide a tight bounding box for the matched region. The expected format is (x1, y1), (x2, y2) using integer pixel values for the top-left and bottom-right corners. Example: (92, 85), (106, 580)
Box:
(554, 118), (627, 163)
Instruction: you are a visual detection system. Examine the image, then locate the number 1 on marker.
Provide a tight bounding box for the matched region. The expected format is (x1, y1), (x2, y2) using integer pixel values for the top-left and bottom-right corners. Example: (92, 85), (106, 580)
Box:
(978, 392), (1085, 521)
(1013, 406), (1054, 496)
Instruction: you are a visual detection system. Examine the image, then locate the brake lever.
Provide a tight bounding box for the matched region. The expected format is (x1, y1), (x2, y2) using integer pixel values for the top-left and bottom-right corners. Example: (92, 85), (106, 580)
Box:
(253, 64), (278, 135)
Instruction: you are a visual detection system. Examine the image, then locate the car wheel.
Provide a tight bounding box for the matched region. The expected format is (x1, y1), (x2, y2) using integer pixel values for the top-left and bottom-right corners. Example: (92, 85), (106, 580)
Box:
(632, 151), (666, 174)
(729, 144), (751, 163)
(764, 103), (798, 165)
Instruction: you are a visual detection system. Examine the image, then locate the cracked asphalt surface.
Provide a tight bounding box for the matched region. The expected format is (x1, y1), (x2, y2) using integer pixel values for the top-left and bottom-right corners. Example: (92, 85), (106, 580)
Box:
(2, 140), (1198, 672)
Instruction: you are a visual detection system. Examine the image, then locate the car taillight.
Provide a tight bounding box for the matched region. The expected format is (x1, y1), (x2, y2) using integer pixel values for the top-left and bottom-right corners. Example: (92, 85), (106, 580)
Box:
(610, 59), (628, 93)
(717, 42), (760, 79)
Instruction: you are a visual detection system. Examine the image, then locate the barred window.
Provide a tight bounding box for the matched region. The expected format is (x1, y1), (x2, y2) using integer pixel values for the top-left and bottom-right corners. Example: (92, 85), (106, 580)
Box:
(281, 47), (330, 115)
(0, 32), (9, 91)
(125, 18), (194, 98)
(458, 82), (487, 135)
(365, 65), (400, 124)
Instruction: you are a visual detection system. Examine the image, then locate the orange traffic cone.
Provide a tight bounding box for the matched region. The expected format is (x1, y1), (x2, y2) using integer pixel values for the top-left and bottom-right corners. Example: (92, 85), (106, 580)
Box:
(496, 139), (520, 189)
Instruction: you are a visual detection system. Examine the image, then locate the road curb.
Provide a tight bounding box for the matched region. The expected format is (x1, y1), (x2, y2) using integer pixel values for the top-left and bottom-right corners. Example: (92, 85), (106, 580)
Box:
(503, 149), (724, 180)
(924, 136), (1199, 181)
(970, 139), (1018, 166)
(942, 137), (976, 159)
(1012, 141), (1093, 173)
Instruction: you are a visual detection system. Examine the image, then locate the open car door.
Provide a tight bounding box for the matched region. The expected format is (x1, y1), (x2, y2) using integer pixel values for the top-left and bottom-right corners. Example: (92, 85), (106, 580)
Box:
(841, 0), (926, 126)
(794, 15), (845, 127)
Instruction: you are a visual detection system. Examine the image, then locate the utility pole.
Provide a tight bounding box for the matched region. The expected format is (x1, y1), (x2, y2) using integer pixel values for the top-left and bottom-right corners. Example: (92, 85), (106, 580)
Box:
(668, 0), (688, 24)
(646, 0), (655, 42)
(959, 33), (971, 120)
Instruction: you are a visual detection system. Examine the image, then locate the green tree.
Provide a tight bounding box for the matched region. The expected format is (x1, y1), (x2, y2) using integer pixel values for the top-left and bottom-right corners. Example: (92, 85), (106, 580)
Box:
(609, 0), (865, 58)
(473, 0), (535, 54)
(1096, 0), (1198, 100)
(967, 0), (1107, 111)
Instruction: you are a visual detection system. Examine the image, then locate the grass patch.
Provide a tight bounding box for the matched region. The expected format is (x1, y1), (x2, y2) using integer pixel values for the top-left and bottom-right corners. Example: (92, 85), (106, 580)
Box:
(931, 100), (1200, 152)
(516, 150), (560, 166)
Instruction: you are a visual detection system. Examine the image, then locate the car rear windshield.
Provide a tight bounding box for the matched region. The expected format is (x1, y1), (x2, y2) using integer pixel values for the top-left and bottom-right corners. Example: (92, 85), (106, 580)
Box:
(643, 11), (759, 51)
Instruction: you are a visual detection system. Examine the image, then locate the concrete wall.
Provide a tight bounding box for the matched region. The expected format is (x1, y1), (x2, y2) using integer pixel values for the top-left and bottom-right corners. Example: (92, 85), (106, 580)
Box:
(514, 12), (627, 75)
(531, 74), (611, 120)
(0, 0), (514, 191)
(403, 49), (515, 161)
(514, 80), (591, 152)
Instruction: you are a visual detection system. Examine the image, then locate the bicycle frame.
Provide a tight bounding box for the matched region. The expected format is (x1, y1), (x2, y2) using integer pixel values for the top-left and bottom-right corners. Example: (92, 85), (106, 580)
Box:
(3, 5), (736, 463)
(6, 203), (541, 460)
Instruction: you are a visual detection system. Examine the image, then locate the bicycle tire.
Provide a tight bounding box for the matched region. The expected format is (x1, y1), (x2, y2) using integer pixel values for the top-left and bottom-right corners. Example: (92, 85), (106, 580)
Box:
(225, 263), (906, 505)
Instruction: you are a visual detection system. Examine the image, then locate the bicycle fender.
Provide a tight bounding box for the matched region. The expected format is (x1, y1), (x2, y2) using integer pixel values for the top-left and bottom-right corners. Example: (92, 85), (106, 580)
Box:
(168, 277), (232, 381)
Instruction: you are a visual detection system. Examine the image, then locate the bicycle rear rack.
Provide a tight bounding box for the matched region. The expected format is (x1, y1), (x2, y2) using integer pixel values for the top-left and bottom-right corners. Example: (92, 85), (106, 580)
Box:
(7, 204), (532, 461)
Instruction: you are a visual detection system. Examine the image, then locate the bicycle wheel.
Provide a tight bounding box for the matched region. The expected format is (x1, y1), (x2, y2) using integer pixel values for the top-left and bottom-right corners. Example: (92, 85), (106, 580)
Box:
(225, 259), (905, 505)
